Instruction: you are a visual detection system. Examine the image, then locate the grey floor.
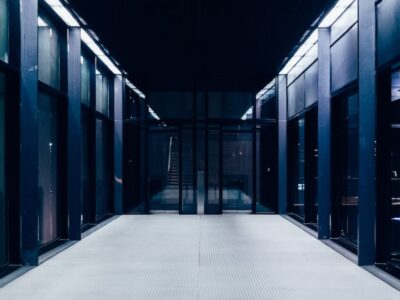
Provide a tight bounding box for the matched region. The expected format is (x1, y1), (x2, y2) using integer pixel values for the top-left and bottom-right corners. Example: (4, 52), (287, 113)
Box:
(0, 215), (399, 300)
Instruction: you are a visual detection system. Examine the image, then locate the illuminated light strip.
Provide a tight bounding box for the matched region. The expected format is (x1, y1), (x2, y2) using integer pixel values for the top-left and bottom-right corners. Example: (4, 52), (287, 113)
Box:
(126, 80), (146, 99)
(45, 0), (80, 27)
(279, 0), (356, 76)
(256, 79), (275, 100)
(241, 107), (253, 121)
(81, 29), (122, 75)
(148, 106), (160, 120)
(319, 0), (355, 28)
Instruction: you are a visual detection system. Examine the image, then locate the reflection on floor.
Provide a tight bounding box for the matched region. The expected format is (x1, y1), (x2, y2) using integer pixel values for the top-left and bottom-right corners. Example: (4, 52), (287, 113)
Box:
(0, 215), (399, 299)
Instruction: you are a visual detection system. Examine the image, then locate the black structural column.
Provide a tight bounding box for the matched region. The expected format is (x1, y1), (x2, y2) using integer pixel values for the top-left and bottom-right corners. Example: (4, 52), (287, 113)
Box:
(277, 75), (287, 214)
(113, 75), (124, 214)
(67, 27), (82, 240)
(19, 0), (39, 265)
(317, 27), (331, 240)
(358, 0), (376, 266)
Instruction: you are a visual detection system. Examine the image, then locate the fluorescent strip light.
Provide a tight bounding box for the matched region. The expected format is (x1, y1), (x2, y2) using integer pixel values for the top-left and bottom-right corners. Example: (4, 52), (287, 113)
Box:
(38, 17), (48, 27)
(241, 107), (253, 121)
(256, 79), (275, 100)
(126, 80), (146, 99)
(81, 29), (122, 75)
(45, 0), (80, 27)
(319, 0), (355, 28)
(148, 106), (160, 120)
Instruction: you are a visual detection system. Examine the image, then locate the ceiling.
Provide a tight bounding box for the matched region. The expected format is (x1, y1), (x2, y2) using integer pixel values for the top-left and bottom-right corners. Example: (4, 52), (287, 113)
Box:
(69, 0), (333, 92)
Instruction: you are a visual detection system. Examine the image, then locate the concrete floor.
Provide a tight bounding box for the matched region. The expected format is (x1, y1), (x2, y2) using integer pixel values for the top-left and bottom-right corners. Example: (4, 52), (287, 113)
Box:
(0, 215), (399, 299)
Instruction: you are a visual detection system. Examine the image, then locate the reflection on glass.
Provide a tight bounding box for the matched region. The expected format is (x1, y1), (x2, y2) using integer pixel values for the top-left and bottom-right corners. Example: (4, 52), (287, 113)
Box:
(207, 128), (220, 213)
(288, 118), (306, 218)
(148, 128), (180, 211)
(38, 14), (61, 90)
(222, 131), (253, 211)
(182, 128), (195, 213)
(96, 69), (110, 116)
(0, 0), (9, 63)
(333, 92), (359, 247)
(81, 110), (91, 226)
(96, 119), (111, 219)
(0, 73), (7, 266)
(81, 56), (91, 106)
(38, 92), (59, 246)
(389, 69), (400, 268)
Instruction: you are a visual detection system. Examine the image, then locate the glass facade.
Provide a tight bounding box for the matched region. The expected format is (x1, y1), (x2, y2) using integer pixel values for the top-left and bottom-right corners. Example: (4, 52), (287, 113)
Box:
(0, 0), (9, 63)
(38, 92), (59, 246)
(95, 119), (112, 220)
(288, 118), (306, 219)
(81, 56), (91, 106)
(332, 92), (359, 249)
(0, 73), (7, 266)
(38, 14), (61, 90)
(96, 69), (110, 116)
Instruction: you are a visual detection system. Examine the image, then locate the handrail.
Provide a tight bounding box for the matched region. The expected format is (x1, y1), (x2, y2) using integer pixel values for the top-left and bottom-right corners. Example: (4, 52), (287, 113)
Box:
(167, 136), (173, 172)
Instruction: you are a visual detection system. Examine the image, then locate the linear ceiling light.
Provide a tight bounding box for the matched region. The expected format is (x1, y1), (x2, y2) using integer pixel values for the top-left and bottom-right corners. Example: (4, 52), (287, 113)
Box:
(319, 0), (355, 28)
(148, 106), (161, 120)
(126, 80), (146, 99)
(241, 107), (253, 121)
(45, 0), (80, 27)
(81, 29), (122, 75)
(256, 79), (275, 100)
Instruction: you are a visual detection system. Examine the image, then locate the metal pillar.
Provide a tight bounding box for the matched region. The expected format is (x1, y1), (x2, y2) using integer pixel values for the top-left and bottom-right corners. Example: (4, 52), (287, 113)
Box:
(317, 27), (331, 240)
(358, 0), (376, 266)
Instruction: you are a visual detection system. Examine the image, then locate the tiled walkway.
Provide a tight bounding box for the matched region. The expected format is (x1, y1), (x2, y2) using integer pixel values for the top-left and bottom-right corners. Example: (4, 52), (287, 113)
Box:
(0, 215), (399, 299)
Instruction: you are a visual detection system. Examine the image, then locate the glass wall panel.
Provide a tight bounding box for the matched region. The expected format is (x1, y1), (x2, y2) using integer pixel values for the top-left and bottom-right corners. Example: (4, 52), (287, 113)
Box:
(388, 69), (400, 271)
(38, 92), (59, 246)
(96, 69), (110, 116)
(148, 128), (180, 211)
(81, 109), (92, 226)
(0, 73), (7, 266)
(288, 118), (306, 219)
(182, 128), (196, 214)
(206, 128), (221, 213)
(38, 14), (61, 90)
(81, 56), (91, 106)
(95, 119), (111, 220)
(222, 130), (253, 212)
(332, 92), (359, 248)
(0, 0), (9, 63)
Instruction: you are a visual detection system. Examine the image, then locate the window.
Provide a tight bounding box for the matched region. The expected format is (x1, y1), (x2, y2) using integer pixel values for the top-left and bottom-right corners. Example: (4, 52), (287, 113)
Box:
(38, 14), (61, 90)
(0, 73), (7, 266)
(81, 56), (91, 106)
(38, 92), (59, 246)
(0, 0), (9, 63)
(96, 69), (110, 116)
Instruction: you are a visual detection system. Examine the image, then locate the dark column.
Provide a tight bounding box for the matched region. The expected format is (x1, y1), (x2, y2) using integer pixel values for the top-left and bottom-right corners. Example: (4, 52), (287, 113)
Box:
(113, 75), (124, 214)
(358, 0), (376, 266)
(19, 0), (39, 266)
(67, 27), (82, 240)
(277, 75), (287, 215)
(317, 27), (331, 240)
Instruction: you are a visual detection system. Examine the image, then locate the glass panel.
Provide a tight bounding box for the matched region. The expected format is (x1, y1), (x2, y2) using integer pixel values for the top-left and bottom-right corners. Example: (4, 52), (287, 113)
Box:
(38, 92), (59, 246)
(81, 56), (91, 106)
(96, 69), (110, 116)
(206, 128), (221, 213)
(38, 14), (61, 90)
(182, 128), (196, 213)
(0, 0), (9, 63)
(148, 128), (180, 211)
(222, 130), (253, 212)
(81, 109), (91, 226)
(332, 92), (359, 247)
(288, 118), (306, 218)
(96, 119), (111, 220)
(0, 73), (7, 265)
(389, 69), (400, 268)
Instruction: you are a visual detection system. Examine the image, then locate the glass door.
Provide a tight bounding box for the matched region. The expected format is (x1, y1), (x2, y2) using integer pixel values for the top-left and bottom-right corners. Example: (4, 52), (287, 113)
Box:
(148, 127), (180, 212)
(332, 91), (359, 250)
(222, 128), (253, 213)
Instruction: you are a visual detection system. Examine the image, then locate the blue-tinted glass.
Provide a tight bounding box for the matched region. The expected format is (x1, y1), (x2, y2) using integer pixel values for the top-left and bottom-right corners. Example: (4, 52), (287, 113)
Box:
(0, 0), (9, 63)
(81, 56), (91, 106)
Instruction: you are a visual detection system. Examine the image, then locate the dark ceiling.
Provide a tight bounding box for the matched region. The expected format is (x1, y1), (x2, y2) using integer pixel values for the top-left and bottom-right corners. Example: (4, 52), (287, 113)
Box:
(69, 0), (333, 92)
